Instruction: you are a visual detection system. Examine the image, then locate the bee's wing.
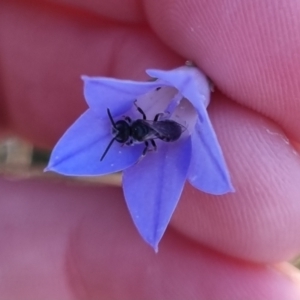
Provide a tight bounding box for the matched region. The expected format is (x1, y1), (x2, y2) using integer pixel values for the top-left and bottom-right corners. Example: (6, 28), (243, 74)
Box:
(146, 120), (186, 140)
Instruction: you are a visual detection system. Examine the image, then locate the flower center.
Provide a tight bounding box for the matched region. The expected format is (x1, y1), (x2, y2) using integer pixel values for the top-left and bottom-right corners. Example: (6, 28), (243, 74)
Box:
(163, 91), (198, 136)
(128, 87), (198, 138)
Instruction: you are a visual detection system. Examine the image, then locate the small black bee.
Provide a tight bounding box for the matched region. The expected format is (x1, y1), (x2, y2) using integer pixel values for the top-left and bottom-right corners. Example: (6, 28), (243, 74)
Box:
(100, 101), (185, 161)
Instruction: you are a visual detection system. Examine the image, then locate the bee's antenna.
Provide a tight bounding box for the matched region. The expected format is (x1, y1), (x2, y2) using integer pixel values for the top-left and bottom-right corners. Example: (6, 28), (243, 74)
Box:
(107, 108), (117, 129)
(100, 137), (116, 161)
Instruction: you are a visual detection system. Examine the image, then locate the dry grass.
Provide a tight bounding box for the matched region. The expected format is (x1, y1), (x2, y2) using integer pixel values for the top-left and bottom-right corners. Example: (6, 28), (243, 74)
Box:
(0, 136), (121, 186)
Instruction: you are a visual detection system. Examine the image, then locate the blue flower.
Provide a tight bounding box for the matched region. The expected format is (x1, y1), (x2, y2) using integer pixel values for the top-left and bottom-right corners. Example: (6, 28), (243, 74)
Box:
(46, 65), (234, 251)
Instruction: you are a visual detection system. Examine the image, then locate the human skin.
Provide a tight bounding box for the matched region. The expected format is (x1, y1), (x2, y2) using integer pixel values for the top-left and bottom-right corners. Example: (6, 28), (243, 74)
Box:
(1, 0), (300, 299)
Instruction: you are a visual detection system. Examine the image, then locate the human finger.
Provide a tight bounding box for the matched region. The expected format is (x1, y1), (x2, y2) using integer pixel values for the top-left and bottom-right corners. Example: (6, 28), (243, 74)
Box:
(0, 1), (182, 146)
(1, 178), (300, 300)
(2, 1), (300, 265)
(43, 0), (145, 23)
(145, 0), (300, 140)
(171, 91), (300, 263)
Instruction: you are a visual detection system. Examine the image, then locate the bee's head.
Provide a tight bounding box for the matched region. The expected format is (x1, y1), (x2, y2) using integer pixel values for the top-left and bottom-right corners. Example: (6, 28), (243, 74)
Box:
(113, 120), (131, 143)
(100, 109), (132, 161)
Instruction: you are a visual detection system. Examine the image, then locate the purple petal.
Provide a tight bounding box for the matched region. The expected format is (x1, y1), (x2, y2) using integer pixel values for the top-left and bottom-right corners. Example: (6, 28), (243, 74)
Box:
(46, 109), (143, 175)
(147, 67), (233, 194)
(122, 136), (192, 250)
(146, 66), (211, 117)
(188, 115), (234, 195)
(82, 76), (162, 119)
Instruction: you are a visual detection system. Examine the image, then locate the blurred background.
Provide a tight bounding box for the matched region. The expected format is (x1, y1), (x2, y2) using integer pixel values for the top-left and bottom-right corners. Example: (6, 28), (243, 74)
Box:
(0, 135), (121, 185)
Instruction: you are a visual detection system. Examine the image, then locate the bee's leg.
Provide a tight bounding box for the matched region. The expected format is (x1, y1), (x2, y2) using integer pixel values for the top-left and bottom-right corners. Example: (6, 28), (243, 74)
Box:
(154, 113), (163, 122)
(143, 140), (156, 154)
(142, 141), (149, 156)
(150, 139), (157, 151)
(134, 100), (147, 120)
(125, 138), (133, 146)
(154, 111), (170, 121)
(124, 116), (131, 123)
